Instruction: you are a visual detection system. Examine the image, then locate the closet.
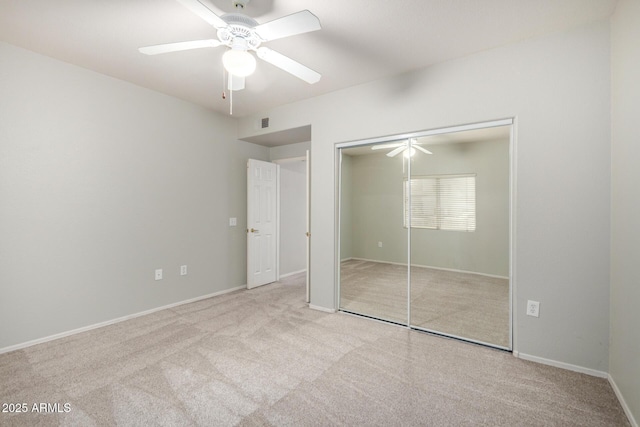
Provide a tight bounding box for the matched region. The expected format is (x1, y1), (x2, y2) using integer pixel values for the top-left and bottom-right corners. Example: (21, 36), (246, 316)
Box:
(337, 120), (513, 349)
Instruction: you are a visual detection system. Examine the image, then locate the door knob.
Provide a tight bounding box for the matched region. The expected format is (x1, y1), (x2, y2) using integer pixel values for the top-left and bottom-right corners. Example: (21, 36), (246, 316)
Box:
(251, 228), (259, 233)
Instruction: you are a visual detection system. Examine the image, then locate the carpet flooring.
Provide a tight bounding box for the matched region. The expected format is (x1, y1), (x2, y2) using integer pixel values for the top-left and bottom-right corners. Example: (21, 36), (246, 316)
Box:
(340, 259), (510, 348)
(0, 273), (629, 426)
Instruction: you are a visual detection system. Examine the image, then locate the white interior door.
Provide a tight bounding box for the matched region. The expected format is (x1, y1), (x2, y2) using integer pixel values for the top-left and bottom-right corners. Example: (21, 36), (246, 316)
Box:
(305, 150), (311, 303)
(247, 159), (278, 289)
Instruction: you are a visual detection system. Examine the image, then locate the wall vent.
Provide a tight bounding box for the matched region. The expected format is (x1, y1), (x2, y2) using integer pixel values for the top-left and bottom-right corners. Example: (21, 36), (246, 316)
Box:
(261, 117), (270, 129)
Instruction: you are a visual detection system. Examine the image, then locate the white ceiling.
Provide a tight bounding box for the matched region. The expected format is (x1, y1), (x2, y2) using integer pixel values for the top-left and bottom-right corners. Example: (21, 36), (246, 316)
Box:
(0, 0), (618, 118)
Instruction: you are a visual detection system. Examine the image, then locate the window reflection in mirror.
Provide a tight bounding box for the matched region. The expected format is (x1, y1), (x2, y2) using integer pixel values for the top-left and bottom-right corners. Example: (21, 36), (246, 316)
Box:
(408, 127), (510, 348)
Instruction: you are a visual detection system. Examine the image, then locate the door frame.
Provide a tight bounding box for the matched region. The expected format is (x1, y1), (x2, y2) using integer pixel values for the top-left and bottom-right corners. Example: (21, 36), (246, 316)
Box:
(335, 118), (517, 352)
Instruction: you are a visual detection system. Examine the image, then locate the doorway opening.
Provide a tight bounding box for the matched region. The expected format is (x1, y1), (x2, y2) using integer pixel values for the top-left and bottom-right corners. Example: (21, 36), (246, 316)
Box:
(274, 152), (311, 302)
(246, 147), (311, 301)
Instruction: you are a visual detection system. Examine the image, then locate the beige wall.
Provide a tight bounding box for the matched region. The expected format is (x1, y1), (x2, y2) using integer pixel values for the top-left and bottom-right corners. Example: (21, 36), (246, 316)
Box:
(610, 0), (640, 423)
(0, 42), (269, 350)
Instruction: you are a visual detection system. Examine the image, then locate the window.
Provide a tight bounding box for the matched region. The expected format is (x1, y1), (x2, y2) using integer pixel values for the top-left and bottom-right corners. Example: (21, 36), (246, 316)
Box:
(404, 174), (476, 231)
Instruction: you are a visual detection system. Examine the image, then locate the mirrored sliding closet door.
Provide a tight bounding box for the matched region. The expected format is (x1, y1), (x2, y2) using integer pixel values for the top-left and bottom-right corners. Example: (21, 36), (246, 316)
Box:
(338, 120), (512, 350)
(339, 142), (408, 324)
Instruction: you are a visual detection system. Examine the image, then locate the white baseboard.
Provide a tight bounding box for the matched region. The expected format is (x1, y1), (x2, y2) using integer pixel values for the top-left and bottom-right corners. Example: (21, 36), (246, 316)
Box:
(348, 257), (509, 280)
(347, 257), (406, 268)
(0, 285), (246, 355)
(609, 374), (639, 427)
(309, 304), (336, 313)
(516, 352), (608, 378)
(512, 351), (639, 425)
(279, 269), (307, 279)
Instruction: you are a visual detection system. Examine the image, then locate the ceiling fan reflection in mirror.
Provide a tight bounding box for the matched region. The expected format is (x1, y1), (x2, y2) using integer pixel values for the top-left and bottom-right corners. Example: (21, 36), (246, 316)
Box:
(372, 139), (433, 158)
(139, 0), (321, 113)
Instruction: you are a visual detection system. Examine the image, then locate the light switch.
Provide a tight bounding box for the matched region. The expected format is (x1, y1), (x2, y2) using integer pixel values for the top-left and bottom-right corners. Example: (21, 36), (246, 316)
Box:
(229, 217), (237, 226)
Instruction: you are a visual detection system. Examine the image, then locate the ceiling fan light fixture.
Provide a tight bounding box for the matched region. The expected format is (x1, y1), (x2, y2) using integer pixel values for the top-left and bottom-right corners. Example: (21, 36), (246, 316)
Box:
(403, 147), (416, 158)
(222, 48), (256, 77)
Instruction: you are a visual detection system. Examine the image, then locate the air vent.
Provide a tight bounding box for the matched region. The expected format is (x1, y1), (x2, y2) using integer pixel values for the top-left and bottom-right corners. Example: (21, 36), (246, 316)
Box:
(261, 117), (270, 129)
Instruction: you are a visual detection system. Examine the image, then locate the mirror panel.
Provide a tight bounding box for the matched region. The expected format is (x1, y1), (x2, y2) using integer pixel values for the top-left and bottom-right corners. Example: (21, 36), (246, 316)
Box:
(408, 127), (511, 348)
(339, 143), (408, 324)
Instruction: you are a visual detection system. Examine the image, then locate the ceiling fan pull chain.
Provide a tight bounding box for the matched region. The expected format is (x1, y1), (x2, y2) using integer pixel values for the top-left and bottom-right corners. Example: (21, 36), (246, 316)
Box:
(222, 68), (227, 100)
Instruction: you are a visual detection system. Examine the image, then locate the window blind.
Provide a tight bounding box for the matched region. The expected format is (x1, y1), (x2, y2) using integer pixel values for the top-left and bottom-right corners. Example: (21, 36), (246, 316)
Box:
(404, 174), (476, 231)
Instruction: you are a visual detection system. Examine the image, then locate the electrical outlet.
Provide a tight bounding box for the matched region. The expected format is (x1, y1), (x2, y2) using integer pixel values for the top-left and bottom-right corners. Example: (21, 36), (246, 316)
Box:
(180, 265), (187, 276)
(527, 300), (540, 317)
(155, 269), (163, 281)
(378, 241), (383, 248)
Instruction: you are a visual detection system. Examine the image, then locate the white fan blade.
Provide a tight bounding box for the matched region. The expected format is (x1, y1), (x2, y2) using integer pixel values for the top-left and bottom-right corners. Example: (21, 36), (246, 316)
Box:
(228, 74), (245, 91)
(387, 146), (406, 158)
(254, 10), (321, 42)
(414, 145), (432, 155)
(138, 39), (221, 55)
(256, 47), (321, 84)
(176, 0), (227, 28)
(371, 143), (404, 150)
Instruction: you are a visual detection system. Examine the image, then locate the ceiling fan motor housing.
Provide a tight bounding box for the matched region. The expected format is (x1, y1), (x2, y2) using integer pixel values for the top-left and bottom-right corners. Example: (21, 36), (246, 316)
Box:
(217, 13), (262, 50)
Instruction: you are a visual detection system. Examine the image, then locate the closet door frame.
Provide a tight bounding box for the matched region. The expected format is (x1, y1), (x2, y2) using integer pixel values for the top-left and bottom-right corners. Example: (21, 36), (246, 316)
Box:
(335, 118), (515, 351)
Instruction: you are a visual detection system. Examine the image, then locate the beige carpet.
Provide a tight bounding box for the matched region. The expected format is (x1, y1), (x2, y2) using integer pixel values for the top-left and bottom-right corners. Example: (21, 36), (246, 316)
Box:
(0, 273), (629, 426)
(340, 259), (510, 348)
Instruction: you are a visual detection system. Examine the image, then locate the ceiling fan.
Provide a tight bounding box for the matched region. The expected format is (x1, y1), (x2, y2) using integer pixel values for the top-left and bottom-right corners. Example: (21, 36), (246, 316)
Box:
(139, 0), (321, 92)
(371, 139), (433, 158)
